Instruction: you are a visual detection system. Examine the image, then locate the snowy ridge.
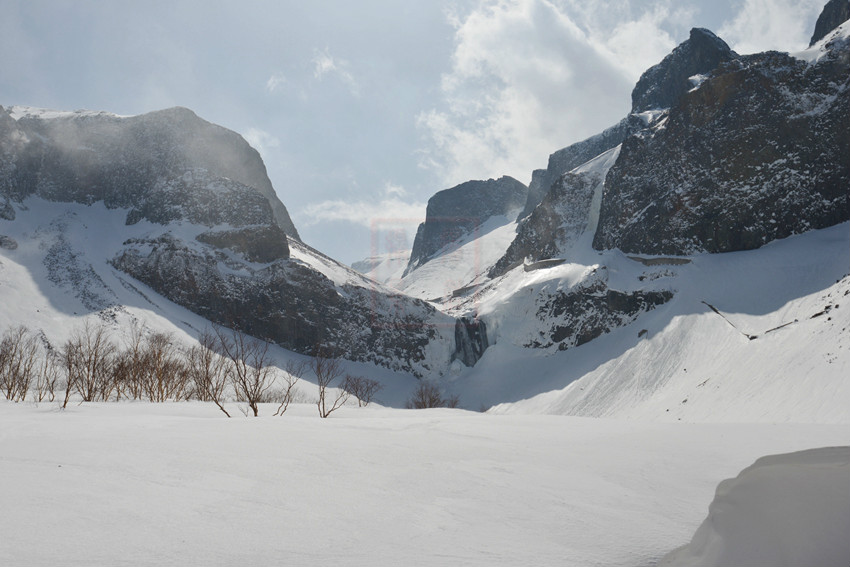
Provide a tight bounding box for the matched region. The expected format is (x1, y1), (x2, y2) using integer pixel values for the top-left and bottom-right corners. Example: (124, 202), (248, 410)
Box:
(7, 105), (133, 121)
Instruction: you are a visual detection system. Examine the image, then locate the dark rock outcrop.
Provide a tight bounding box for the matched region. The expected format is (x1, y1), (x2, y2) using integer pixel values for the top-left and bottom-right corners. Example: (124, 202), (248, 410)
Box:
(111, 235), (451, 376)
(452, 317), (489, 367)
(0, 235), (17, 250)
(519, 29), (737, 220)
(631, 28), (738, 113)
(0, 106), (299, 237)
(405, 176), (527, 275)
(594, 34), (850, 255)
(810, 0), (850, 46)
(196, 225), (290, 263)
(491, 171), (601, 278)
(526, 270), (672, 351)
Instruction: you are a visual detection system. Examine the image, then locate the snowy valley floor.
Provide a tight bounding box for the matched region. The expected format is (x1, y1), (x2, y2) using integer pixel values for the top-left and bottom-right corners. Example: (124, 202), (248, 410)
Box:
(1, 402), (847, 566)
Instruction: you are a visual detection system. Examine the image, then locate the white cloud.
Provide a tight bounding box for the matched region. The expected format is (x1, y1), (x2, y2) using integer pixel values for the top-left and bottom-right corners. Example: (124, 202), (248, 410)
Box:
(265, 73), (286, 93)
(718, 0), (825, 54)
(299, 196), (426, 229)
(312, 48), (359, 95)
(242, 128), (280, 160)
(383, 182), (408, 198)
(415, 0), (695, 187)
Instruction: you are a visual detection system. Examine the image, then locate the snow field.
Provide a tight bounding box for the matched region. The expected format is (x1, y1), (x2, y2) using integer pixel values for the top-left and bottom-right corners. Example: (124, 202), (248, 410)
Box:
(1, 402), (848, 566)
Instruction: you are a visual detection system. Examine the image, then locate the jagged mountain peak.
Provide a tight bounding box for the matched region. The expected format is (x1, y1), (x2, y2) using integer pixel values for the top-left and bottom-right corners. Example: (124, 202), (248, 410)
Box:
(631, 27), (738, 113)
(810, 0), (850, 46)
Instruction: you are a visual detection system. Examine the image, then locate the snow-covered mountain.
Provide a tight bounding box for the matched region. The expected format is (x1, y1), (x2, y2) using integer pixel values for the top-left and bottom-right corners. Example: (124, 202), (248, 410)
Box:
(2, 3), (849, 420)
(373, 6), (849, 419)
(0, 106), (459, 377)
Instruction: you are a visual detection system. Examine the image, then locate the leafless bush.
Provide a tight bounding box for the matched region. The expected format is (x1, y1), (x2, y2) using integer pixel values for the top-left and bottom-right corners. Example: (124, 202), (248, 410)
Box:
(405, 380), (459, 409)
(112, 325), (148, 401)
(274, 359), (305, 416)
(139, 332), (189, 402)
(184, 329), (231, 417)
(343, 374), (383, 407)
(33, 350), (61, 403)
(0, 325), (40, 402)
(61, 321), (117, 404)
(214, 326), (274, 417)
(311, 346), (350, 418)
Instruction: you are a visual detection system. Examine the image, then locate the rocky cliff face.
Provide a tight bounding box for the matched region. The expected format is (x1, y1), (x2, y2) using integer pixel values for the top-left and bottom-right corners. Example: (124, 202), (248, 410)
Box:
(519, 28), (738, 220)
(525, 273), (672, 351)
(111, 236), (452, 375)
(0, 106), (299, 238)
(593, 25), (850, 255)
(810, 0), (850, 45)
(405, 176), (527, 275)
(630, 28), (738, 113)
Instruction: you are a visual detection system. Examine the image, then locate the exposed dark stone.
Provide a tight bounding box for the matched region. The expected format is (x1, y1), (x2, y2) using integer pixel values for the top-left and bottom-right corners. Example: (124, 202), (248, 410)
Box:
(491, 171), (601, 278)
(519, 30), (736, 221)
(810, 0), (850, 46)
(631, 28), (738, 113)
(406, 176), (527, 275)
(0, 235), (17, 250)
(452, 317), (489, 367)
(594, 39), (850, 255)
(528, 275), (673, 351)
(0, 200), (13, 221)
(196, 225), (290, 263)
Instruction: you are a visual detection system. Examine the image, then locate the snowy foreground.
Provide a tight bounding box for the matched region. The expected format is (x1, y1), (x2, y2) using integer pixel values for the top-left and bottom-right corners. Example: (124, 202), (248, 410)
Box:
(1, 402), (847, 567)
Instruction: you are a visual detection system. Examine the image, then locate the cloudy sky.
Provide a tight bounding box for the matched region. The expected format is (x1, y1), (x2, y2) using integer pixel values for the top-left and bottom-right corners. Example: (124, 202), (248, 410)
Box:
(0, 0), (826, 264)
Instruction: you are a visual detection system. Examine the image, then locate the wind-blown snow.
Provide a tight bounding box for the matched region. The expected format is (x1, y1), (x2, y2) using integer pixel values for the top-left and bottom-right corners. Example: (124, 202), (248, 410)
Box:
(660, 446), (850, 567)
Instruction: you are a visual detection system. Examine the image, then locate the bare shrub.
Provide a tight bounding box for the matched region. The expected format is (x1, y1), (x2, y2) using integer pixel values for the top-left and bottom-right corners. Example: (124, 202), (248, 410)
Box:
(214, 326), (274, 417)
(139, 332), (188, 402)
(405, 380), (459, 409)
(343, 374), (383, 407)
(311, 347), (350, 418)
(274, 359), (305, 416)
(112, 325), (148, 401)
(0, 325), (40, 402)
(61, 321), (117, 404)
(34, 350), (61, 403)
(184, 329), (231, 417)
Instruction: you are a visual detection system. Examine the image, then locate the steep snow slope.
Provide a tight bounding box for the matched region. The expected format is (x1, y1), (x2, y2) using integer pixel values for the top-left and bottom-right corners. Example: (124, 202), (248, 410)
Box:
(482, 223), (849, 422)
(0, 198), (436, 399)
(393, 210), (523, 301)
